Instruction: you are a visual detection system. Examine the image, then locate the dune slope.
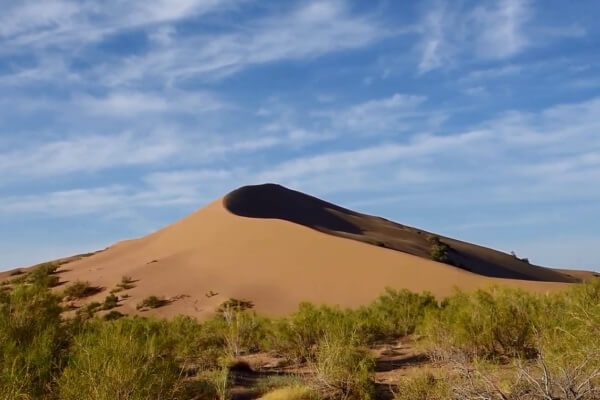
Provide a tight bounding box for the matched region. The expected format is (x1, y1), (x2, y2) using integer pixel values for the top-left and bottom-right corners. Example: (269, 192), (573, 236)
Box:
(1, 184), (581, 318)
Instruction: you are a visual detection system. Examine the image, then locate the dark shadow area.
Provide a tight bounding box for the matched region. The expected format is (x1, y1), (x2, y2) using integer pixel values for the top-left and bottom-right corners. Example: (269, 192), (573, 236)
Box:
(375, 353), (429, 373)
(224, 183), (363, 235)
(223, 183), (579, 283)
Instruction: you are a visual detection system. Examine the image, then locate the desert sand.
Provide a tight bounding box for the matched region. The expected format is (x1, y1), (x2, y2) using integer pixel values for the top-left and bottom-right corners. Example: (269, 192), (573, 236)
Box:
(1, 184), (585, 318)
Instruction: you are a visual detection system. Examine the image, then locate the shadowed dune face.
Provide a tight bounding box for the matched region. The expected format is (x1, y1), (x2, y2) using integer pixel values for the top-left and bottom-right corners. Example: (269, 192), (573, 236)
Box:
(224, 183), (363, 235)
(225, 183), (577, 283)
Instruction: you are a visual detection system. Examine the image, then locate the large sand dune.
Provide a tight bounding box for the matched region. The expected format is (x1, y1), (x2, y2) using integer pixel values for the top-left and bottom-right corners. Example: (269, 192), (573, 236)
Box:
(2, 184), (584, 318)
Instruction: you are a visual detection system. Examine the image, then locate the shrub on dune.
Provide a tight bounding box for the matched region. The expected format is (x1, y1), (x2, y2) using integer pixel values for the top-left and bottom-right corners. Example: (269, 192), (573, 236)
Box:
(58, 318), (184, 400)
(0, 283), (66, 399)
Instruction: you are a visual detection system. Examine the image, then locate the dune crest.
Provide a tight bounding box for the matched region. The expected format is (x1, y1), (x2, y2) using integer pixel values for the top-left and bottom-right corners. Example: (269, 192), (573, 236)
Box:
(2, 183), (584, 318)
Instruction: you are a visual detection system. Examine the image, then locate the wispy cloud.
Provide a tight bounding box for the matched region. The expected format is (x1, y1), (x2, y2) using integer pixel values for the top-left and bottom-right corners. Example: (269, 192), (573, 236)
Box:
(96, 1), (387, 86)
(416, 0), (581, 73)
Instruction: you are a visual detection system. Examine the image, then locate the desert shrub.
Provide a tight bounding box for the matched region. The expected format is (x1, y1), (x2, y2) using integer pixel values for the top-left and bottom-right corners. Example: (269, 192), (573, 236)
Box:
(256, 375), (307, 395)
(136, 295), (167, 310)
(26, 263), (60, 288)
(103, 310), (125, 321)
(63, 280), (101, 300)
(393, 373), (451, 400)
(9, 269), (24, 276)
(58, 317), (185, 400)
(355, 288), (437, 341)
(216, 305), (269, 357)
(102, 294), (119, 310)
(259, 385), (320, 400)
(450, 351), (600, 400)
(268, 303), (359, 362)
(117, 275), (135, 290)
(0, 283), (66, 399)
(311, 329), (375, 400)
(429, 236), (449, 263)
(420, 287), (540, 360)
(217, 297), (254, 313)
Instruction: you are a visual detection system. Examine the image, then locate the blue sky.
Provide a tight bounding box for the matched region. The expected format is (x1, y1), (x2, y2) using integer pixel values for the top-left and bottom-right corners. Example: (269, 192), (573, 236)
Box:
(1, 0), (599, 271)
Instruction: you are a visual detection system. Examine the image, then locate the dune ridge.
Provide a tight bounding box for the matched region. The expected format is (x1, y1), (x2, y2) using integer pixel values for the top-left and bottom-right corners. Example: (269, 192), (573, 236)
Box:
(1, 183), (586, 318)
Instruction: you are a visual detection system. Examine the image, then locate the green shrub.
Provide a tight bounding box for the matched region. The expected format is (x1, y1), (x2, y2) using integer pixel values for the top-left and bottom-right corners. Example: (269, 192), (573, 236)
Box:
(429, 236), (449, 263)
(104, 310), (125, 321)
(26, 263), (60, 288)
(0, 283), (66, 399)
(355, 288), (437, 341)
(58, 318), (185, 400)
(268, 303), (358, 362)
(63, 280), (101, 300)
(259, 385), (320, 400)
(136, 295), (167, 310)
(312, 329), (374, 400)
(117, 276), (135, 290)
(393, 373), (450, 400)
(420, 287), (540, 359)
(102, 294), (119, 310)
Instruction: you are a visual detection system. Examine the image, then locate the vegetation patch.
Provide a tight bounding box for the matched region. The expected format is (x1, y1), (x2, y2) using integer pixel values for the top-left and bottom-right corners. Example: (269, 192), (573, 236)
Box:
(136, 295), (168, 310)
(63, 281), (102, 300)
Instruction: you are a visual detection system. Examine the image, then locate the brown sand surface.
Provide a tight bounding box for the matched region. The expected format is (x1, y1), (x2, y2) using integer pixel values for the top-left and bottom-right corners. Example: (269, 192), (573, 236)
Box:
(1, 184), (583, 318)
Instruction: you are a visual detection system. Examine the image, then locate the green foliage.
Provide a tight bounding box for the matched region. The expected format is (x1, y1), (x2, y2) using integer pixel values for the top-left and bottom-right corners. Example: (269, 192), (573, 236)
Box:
(259, 385), (320, 400)
(63, 280), (101, 300)
(420, 287), (541, 359)
(312, 328), (374, 400)
(26, 263), (60, 288)
(136, 295), (167, 310)
(393, 373), (450, 400)
(0, 283), (66, 399)
(103, 310), (125, 321)
(428, 236), (449, 263)
(268, 303), (357, 362)
(102, 294), (119, 310)
(355, 288), (437, 341)
(58, 318), (185, 400)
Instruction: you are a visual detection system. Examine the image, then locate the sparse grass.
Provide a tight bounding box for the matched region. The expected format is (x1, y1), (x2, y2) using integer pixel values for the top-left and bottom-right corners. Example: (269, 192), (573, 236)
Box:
(9, 269), (24, 276)
(102, 294), (119, 310)
(63, 280), (101, 300)
(136, 295), (168, 310)
(259, 385), (320, 400)
(393, 373), (451, 400)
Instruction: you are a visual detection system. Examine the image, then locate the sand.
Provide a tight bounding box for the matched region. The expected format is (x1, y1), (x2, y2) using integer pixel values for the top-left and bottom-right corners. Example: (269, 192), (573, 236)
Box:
(1, 184), (582, 318)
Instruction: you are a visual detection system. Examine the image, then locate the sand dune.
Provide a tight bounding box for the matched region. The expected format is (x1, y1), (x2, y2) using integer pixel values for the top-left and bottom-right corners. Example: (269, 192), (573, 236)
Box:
(1, 184), (584, 318)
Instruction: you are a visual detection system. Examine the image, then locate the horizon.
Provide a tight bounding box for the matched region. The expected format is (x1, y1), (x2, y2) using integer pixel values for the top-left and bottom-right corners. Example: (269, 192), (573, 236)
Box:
(1, 0), (599, 271)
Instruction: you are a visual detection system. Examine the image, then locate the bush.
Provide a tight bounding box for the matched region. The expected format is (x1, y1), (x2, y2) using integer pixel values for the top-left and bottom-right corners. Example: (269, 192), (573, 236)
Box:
(26, 263), (60, 288)
(429, 236), (450, 263)
(0, 283), (66, 399)
(312, 329), (374, 400)
(102, 294), (119, 310)
(355, 288), (437, 341)
(63, 280), (101, 300)
(268, 303), (358, 362)
(259, 385), (320, 400)
(58, 318), (185, 400)
(393, 373), (450, 400)
(420, 287), (540, 359)
(104, 310), (125, 321)
(136, 295), (168, 310)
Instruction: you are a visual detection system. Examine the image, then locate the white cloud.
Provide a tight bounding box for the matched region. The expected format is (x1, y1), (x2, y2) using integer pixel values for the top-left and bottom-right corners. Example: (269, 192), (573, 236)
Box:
(333, 93), (427, 133)
(416, 0), (581, 73)
(78, 90), (224, 116)
(0, 131), (180, 180)
(97, 0), (386, 86)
